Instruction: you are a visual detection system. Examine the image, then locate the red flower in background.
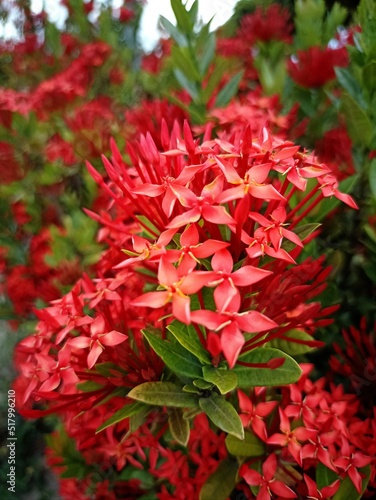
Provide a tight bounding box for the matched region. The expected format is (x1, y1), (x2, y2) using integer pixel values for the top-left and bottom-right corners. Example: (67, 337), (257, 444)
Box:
(288, 46), (349, 88)
(239, 4), (293, 44)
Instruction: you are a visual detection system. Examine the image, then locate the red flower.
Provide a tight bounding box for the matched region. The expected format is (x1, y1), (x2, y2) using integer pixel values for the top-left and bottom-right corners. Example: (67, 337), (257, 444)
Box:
(239, 5), (293, 44)
(240, 453), (297, 499)
(288, 46), (349, 88)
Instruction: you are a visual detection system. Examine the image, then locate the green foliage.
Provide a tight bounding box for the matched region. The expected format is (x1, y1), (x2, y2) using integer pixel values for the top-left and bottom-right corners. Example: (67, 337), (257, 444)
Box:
(198, 393), (244, 440)
(225, 430), (265, 457)
(199, 457), (239, 500)
(232, 348), (302, 387)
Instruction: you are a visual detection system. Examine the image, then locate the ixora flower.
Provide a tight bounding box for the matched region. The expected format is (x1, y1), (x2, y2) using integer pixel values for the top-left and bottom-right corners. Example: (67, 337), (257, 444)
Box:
(14, 121), (364, 499)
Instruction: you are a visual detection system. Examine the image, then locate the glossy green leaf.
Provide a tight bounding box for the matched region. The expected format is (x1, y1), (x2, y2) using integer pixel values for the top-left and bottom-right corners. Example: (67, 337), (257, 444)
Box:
(316, 462), (339, 490)
(282, 223), (321, 252)
(268, 329), (317, 355)
(202, 366), (238, 394)
(128, 382), (199, 408)
(225, 430), (265, 457)
(129, 404), (151, 433)
(341, 93), (373, 147)
(214, 71), (244, 108)
(232, 348), (302, 388)
(199, 393), (244, 440)
(167, 323), (211, 364)
(168, 408), (190, 446)
(96, 402), (147, 433)
(193, 379), (213, 390)
(143, 330), (203, 380)
(199, 457), (238, 500)
(333, 466), (370, 500)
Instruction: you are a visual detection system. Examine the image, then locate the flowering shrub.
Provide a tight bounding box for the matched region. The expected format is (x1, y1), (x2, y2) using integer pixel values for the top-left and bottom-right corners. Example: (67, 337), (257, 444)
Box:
(1, 0), (376, 499)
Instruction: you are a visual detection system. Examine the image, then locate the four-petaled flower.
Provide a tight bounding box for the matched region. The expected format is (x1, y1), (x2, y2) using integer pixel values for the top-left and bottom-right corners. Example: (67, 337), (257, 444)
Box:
(240, 453), (297, 500)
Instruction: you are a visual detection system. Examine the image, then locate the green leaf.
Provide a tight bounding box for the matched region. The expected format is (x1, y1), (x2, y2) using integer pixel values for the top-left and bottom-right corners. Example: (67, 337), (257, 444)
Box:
(214, 71), (244, 108)
(362, 60), (376, 93)
(129, 404), (151, 433)
(268, 329), (317, 355)
(198, 32), (216, 76)
(167, 322), (211, 364)
(168, 408), (190, 446)
(159, 15), (187, 47)
(199, 457), (238, 500)
(202, 366), (238, 394)
(96, 402), (147, 433)
(128, 382), (199, 408)
(316, 462), (339, 490)
(174, 68), (199, 100)
(171, 0), (193, 34)
(76, 381), (104, 392)
(225, 430), (265, 457)
(143, 330), (203, 380)
(203, 59), (230, 103)
(369, 158), (376, 198)
(232, 348), (302, 388)
(333, 466), (370, 500)
(171, 46), (201, 82)
(335, 67), (364, 103)
(193, 379), (213, 390)
(199, 393), (244, 440)
(282, 223), (321, 252)
(341, 93), (373, 147)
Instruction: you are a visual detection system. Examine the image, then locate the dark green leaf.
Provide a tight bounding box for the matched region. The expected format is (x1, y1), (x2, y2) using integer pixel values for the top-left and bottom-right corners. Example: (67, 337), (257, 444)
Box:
(214, 71), (244, 108)
(168, 408), (190, 445)
(129, 404), (151, 433)
(203, 59), (230, 103)
(167, 322), (211, 364)
(341, 93), (373, 147)
(362, 60), (376, 94)
(268, 329), (317, 355)
(193, 379), (213, 390)
(232, 348), (302, 388)
(369, 158), (376, 198)
(225, 430), (265, 457)
(199, 393), (244, 439)
(76, 381), (104, 392)
(316, 462), (339, 490)
(282, 223), (321, 252)
(128, 382), (199, 408)
(199, 457), (238, 500)
(202, 366), (238, 394)
(143, 330), (203, 380)
(333, 466), (370, 500)
(96, 402), (147, 433)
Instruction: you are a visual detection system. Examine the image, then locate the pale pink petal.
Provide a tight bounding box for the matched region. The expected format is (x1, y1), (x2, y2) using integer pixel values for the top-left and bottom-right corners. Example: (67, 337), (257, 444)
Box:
(131, 291), (170, 308)
(172, 293), (191, 324)
(232, 266), (272, 286)
(236, 311), (277, 333)
(100, 330), (128, 346)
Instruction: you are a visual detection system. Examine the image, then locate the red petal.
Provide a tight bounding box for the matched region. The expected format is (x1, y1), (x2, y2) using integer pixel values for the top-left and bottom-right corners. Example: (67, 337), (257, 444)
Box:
(87, 342), (104, 369)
